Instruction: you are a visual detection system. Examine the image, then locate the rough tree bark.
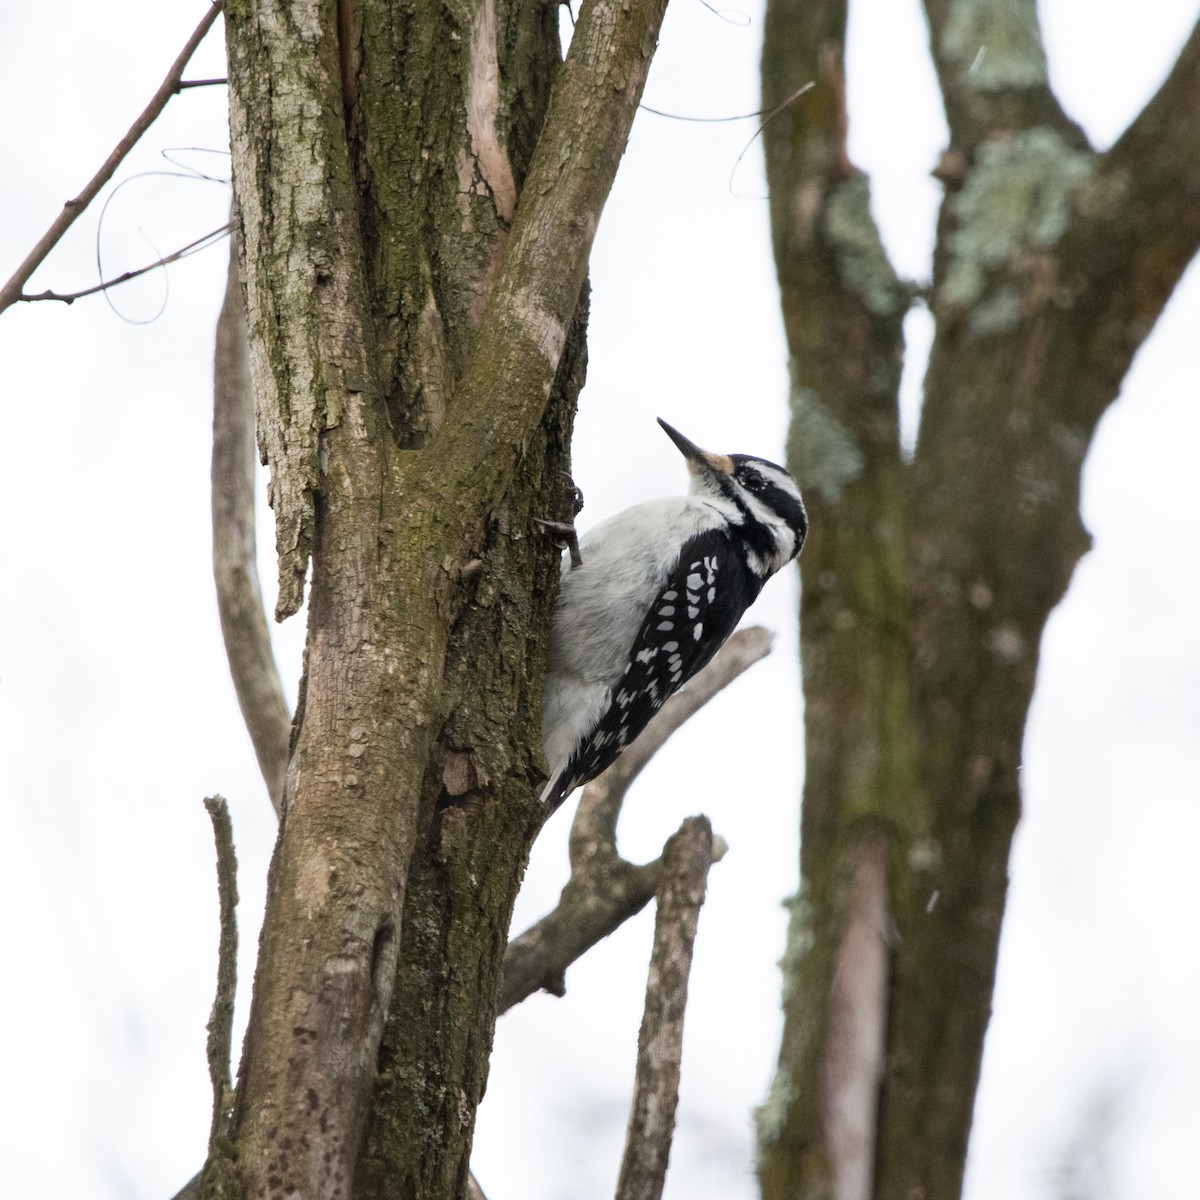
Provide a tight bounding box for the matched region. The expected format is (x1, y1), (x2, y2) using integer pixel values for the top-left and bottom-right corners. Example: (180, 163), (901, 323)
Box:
(210, 0), (670, 1197)
(757, 5), (1200, 1200)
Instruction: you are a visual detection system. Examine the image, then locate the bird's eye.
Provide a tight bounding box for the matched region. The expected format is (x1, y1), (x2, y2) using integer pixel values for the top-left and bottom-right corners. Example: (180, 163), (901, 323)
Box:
(743, 471), (765, 493)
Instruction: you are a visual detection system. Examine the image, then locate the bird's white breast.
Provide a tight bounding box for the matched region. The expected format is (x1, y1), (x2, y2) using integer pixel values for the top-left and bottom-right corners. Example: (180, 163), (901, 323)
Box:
(541, 495), (733, 770)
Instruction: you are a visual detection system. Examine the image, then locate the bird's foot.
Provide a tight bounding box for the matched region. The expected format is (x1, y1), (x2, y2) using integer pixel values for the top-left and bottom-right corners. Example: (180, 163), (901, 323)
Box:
(535, 518), (583, 569)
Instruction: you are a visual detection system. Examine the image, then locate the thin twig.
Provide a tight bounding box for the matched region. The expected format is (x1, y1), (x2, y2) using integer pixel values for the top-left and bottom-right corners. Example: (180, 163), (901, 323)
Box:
(615, 816), (714, 1200)
(202, 795), (239, 1154)
(0, 1), (224, 314)
(213, 237), (291, 816)
(498, 627), (771, 1012)
(17, 224), (229, 306)
(641, 81), (812, 124)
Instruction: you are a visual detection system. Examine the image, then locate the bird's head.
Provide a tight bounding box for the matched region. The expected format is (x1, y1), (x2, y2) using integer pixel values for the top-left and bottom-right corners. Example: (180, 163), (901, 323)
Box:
(658, 417), (808, 572)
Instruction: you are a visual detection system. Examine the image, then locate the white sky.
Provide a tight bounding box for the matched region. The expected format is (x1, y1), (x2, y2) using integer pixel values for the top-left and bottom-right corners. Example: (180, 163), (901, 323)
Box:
(0, 3), (1197, 1199)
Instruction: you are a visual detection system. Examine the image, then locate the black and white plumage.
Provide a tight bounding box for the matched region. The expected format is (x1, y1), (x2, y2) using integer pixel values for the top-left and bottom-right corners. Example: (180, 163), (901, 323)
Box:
(540, 418), (808, 811)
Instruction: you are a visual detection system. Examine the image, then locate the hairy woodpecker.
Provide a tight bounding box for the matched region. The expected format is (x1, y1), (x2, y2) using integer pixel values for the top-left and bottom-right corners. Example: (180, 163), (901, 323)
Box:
(541, 418), (808, 810)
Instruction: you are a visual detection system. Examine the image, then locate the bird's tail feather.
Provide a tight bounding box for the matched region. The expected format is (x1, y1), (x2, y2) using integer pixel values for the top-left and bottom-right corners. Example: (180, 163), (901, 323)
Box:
(540, 764), (575, 812)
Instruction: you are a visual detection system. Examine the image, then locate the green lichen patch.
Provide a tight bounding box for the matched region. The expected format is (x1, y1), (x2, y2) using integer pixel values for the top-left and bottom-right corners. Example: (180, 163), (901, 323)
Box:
(822, 176), (907, 319)
(787, 387), (865, 504)
(941, 128), (1093, 314)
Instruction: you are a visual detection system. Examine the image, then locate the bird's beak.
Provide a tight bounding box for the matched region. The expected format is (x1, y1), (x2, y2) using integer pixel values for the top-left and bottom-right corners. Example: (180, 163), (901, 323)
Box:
(657, 418), (734, 477)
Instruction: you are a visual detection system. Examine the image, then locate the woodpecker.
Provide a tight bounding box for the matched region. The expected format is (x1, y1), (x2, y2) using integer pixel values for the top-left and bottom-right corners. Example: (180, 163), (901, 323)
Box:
(540, 418), (808, 811)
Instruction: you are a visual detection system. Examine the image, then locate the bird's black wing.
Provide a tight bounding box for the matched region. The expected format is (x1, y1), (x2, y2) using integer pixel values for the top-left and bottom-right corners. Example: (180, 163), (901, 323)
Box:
(548, 527), (760, 809)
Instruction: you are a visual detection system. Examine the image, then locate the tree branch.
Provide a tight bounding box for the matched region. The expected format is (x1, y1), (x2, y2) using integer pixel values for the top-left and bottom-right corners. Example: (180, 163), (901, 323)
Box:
(615, 816), (714, 1200)
(420, 0), (672, 525)
(1104, 15), (1200, 216)
(1059, 15), (1200, 390)
(17, 224), (229, 306)
(201, 796), (239, 1154)
(212, 239), (291, 816)
(157, 800), (240, 1200)
(499, 627), (770, 1012)
(0, 2), (224, 315)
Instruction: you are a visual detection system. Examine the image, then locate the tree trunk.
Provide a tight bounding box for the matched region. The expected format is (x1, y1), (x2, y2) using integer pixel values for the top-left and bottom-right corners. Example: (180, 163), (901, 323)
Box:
(213, 0), (669, 1196)
(757, 5), (1200, 1199)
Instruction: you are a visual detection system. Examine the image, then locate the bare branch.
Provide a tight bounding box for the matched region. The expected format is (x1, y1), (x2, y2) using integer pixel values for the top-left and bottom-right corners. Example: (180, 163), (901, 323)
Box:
(212, 239), (291, 816)
(201, 796), (239, 1153)
(500, 856), (659, 1013)
(17, 224), (229, 306)
(0, 2), (225, 314)
(499, 627), (771, 1012)
(615, 816), (714, 1200)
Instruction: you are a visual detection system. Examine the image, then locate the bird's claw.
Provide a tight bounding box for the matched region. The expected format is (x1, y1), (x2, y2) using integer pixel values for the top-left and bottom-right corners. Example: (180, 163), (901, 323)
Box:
(535, 518), (583, 569)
